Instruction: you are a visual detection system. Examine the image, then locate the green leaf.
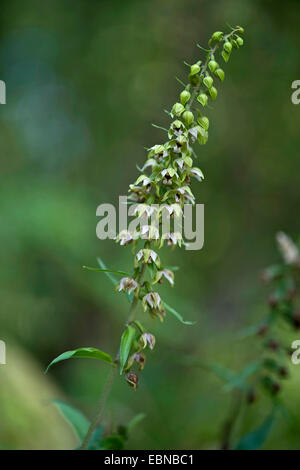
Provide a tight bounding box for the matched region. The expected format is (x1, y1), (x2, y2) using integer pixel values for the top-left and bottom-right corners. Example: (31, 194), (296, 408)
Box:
(224, 361), (262, 392)
(205, 362), (236, 383)
(97, 257), (118, 286)
(235, 411), (277, 450)
(53, 400), (90, 442)
(46, 347), (114, 373)
(83, 266), (131, 277)
(163, 302), (196, 325)
(120, 325), (136, 374)
(127, 413), (146, 434)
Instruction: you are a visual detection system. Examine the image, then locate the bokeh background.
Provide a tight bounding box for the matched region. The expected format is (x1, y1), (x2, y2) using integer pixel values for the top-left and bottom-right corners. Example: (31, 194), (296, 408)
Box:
(1, 0), (300, 449)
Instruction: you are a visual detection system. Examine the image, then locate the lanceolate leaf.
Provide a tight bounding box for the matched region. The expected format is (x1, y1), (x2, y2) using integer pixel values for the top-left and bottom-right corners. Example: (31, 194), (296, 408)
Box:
(127, 413), (146, 434)
(224, 361), (262, 392)
(53, 400), (90, 442)
(97, 257), (118, 286)
(163, 302), (196, 325)
(120, 326), (136, 375)
(46, 347), (114, 373)
(235, 410), (277, 450)
(83, 266), (131, 277)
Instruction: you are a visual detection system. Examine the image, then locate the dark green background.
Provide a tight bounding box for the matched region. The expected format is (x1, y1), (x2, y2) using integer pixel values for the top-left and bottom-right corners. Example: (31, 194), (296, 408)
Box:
(1, 0), (300, 449)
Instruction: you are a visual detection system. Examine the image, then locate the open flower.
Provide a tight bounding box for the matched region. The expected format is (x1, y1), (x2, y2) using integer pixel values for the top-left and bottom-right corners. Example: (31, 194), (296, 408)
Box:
(153, 269), (174, 286)
(116, 277), (138, 294)
(276, 232), (300, 266)
(148, 144), (169, 162)
(133, 204), (156, 218)
(140, 225), (160, 241)
(160, 231), (182, 248)
(142, 292), (166, 322)
(126, 352), (146, 371)
(134, 174), (152, 187)
(142, 292), (161, 310)
(139, 332), (156, 350)
(135, 249), (160, 267)
(160, 168), (179, 186)
(115, 230), (133, 246)
(160, 203), (182, 218)
(168, 119), (187, 139)
(189, 167), (204, 181)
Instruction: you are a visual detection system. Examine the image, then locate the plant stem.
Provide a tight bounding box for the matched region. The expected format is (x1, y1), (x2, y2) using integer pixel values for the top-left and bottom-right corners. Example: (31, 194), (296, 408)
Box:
(80, 262), (146, 450)
(219, 390), (243, 450)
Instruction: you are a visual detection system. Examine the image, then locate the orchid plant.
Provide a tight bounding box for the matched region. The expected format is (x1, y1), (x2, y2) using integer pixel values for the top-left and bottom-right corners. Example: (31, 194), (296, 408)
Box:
(216, 233), (300, 450)
(46, 24), (245, 450)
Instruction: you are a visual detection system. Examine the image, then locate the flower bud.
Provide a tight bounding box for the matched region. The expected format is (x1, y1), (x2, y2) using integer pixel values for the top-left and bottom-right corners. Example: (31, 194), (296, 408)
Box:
(221, 50), (230, 63)
(180, 90), (191, 106)
(236, 26), (244, 34)
(203, 75), (213, 89)
(271, 382), (281, 395)
(197, 93), (208, 107)
(278, 366), (288, 378)
(224, 41), (232, 53)
(211, 31), (223, 42)
(208, 60), (218, 73)
(215, 68), (225, 81)
(190, 63), (200, 76)
(198, 116), (209, 130)
(257, 324), (268, 336)
(172, 102), (185, 117)
(182, 111), (194, 127)
(125, 372), (138, 391)
(267, 339), (279, 351)
(247, 389), (256, 404)
(236, 36), (244, 46)
(209, 86), (218, 100)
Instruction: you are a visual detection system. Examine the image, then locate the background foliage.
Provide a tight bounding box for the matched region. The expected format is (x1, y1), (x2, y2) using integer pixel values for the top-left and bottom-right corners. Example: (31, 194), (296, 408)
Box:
(1, 0), (300, 449)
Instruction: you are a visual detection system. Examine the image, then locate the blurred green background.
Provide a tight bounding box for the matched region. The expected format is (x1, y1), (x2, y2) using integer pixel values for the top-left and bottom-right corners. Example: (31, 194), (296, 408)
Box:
(1, 0), (300, 449)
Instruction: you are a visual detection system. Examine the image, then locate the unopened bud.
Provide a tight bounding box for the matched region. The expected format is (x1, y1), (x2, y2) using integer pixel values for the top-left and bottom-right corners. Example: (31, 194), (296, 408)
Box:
(197, 93), (208, 107)
(211, 31), (223, 42)
(215, 68), (225, 81)
(190, 63), (200, 76)
(268, 294), (278, 308)
(247, 389), (256, 404)
(126, 372), (138, 391)
(292, 312), (300, 329)
(208, 60), (218, 73)
(271, 382), (281, 395)
(278, 366), (288, 378)
(257, 324), (268, 336)
(203, 75), (213, 89)
(180, 90), (191, 106)
(267, 339), (280, 351)
(221, 51), (230, 63)
(198, 116), (209, 130)
(236, 26), (244, 34)
(182, 111), (194, 127)
(209, 86), (218, 100)
(172, 102), (185, 117)
(224, 41), (232, 53)
(236, 36), (244, 46)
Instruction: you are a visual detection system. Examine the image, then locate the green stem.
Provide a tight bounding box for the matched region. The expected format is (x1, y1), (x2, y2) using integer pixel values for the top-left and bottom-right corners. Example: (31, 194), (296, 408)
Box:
(80, 261), (147, 450)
